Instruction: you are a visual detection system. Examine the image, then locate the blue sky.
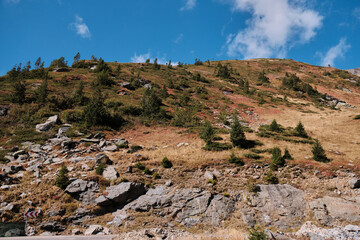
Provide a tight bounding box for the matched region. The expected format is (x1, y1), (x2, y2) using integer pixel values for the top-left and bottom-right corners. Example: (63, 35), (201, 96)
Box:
(1, 0), (360, 76)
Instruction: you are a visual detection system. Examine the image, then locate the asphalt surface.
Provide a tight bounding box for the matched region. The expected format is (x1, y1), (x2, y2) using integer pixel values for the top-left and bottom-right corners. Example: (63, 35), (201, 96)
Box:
(1, 235), (118, 240)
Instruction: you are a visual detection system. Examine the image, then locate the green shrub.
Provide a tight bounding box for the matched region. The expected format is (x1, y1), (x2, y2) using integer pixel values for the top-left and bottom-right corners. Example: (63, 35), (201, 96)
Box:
(200, 120), (215, 144)
(121, 105), (143, 116)
(249, 227), (267, 240)
(283, 148), (294, 160)
(152, 172), (161, 180)
(247, 178), (261, 193)
(62, 109), (83, 123)
(269, 119), (282, 132)
(55, 165), (70, 190)
(312, 140), (330, 163)
(243, 153), (262, 160)
(134, 162), (145, 170)
(105, 100), (123, 110)
(354, 115), (360, 120)
(49, 57), (68, 68)
(270, 147), (285, 171)
(228, 152), (244, 166)
(141, 88), (163, 119)
(95, 71), (114, 86)
(143, 167), (152, 175)
(161, 157), (173, 168)
(208, 179), (217, 185)
(230, 117), (246, 147)
(203, 142), (232, 151)
(96, 163), (106, 175)
(264, 170), (279, 184)
(293, 122), (308, 138)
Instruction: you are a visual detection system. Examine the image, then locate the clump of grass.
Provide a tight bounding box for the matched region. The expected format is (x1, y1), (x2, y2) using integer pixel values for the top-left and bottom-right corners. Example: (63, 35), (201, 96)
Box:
(95, 163), (106, 175)
(203, 142), (232, 151)
(228, 152), (244, 166)
(134, 162), (145, 170)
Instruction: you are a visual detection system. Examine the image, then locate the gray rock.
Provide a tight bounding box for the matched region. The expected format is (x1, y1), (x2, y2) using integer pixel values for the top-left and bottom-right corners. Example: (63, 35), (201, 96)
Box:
(85, 225), (103, 235)
(4, 228), (22, 237)
(65, 179), (99, 205)
(94, 132), (105, 139)
(39, 221), (65, 232)
(0, 107), (8, 116)
(96, 182), (146, 207)
(102, 145), (118, 152)
(72, 228), (82, 235)
(296, 221), (360, 240)
(125, 185), (235, 227)
(2, 165), (23, 174)
(40, 231), (54, 236)
(102, 166), (119, 180)
(61, 140), (77, 150)
(247, 184), (306, 230)
(57, 126), (71, 137)
(47, 209), (65, 217)
(116, 138), (128, 146)
(80, 138), (100, 144)
(310, 196), (360, 224)
(36, 115), (60, 132)
(349, 178), (360, 189)
(95, 153), (113, 165)
(204, 171), (214, 180)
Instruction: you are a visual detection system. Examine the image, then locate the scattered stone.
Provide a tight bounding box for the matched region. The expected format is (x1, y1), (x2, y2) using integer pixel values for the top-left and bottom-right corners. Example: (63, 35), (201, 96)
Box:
(36, 115), (60, 132)
(348, 178), (360, 189)
(103, 166), (119, 180)
(94, 132), (105, 139)
(95, 153), (113, 165)
(85, 225), (103, 235)
(80, 138), (100, 144)
(102, 145), (118, 152)
(39, 221), (65, 232)
(204, 171), (215, 180)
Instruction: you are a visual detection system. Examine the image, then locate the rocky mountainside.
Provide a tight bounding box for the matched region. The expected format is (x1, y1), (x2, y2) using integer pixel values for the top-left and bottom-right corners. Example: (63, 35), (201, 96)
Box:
(347, 68), (360, 77)
(1, 57), (360, 238)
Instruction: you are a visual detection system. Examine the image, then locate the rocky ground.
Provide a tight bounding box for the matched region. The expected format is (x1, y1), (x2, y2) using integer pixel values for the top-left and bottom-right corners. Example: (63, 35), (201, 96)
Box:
(1, 115), (360, 239)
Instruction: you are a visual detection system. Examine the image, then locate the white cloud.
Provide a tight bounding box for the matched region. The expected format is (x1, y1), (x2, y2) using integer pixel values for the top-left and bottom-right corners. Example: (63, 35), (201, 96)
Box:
(131, 52), (177, 66)
(353, 8), (360, 21)
(320, 38), (350, 67)
(174, 33), (184, 44)
(4, 0), (20, 3)
(225, 0), (323, 59)
(180, 0), (196, 11)
(70, 15), (91, 38)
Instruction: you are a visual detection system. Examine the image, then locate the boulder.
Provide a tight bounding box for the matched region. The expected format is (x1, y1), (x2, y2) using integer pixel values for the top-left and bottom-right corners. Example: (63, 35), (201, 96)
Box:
(65, 179), (99, 205)
(310, 196), (360, 224)
(102, 166), (119, 180)
(125, 185), (235, 227)
(296, 221), (360, 240)
(102, 145), (118, 152)
(348, 178), (360, 189)
(85, 225), (103, 235)
(35, 115), (60, 132)
(95, 182), (146, 207)
(57, 125), (71, 137)
(204, 171), (215, 180)
(246, 184), (306, 230)
(39, 221), (65, 232)
(95, 153), (113, 165)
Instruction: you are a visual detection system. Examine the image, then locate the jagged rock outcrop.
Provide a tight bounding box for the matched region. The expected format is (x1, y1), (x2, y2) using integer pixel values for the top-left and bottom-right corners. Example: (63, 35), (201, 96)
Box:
(95, 182), (146, 207)
(124, 185), (235, 227)
(65, 179), (99, 205)
(242, 184), (306, 230)
(310, 196), (360, 225)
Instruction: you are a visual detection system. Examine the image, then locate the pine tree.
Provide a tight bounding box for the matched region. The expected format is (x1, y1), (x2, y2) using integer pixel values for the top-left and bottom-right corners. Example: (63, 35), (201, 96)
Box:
(73, 81), (86, 106)
(74, 52), (80, 62)
(269, 119), (281, 132)
(10, 80), (26, 105)
(153, 58), (160, 70)
(230, 117), (246, 147)
(294, 121), (308, 138)
(83, 88), (111, 127)
(244, 80), (250, 93)
(258, 70), (269, 84)
(200, 120), (215, 144)
(55, 165), (70, 190)
(35, 78), (48, 103)
(35, 57), (41, 69)
(312, 140), (330, 162)
(283, 148), (294, 160)
(160, 85), (169, 99)
(141, 88), (162, 117)
(270, 147), (285, 170)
